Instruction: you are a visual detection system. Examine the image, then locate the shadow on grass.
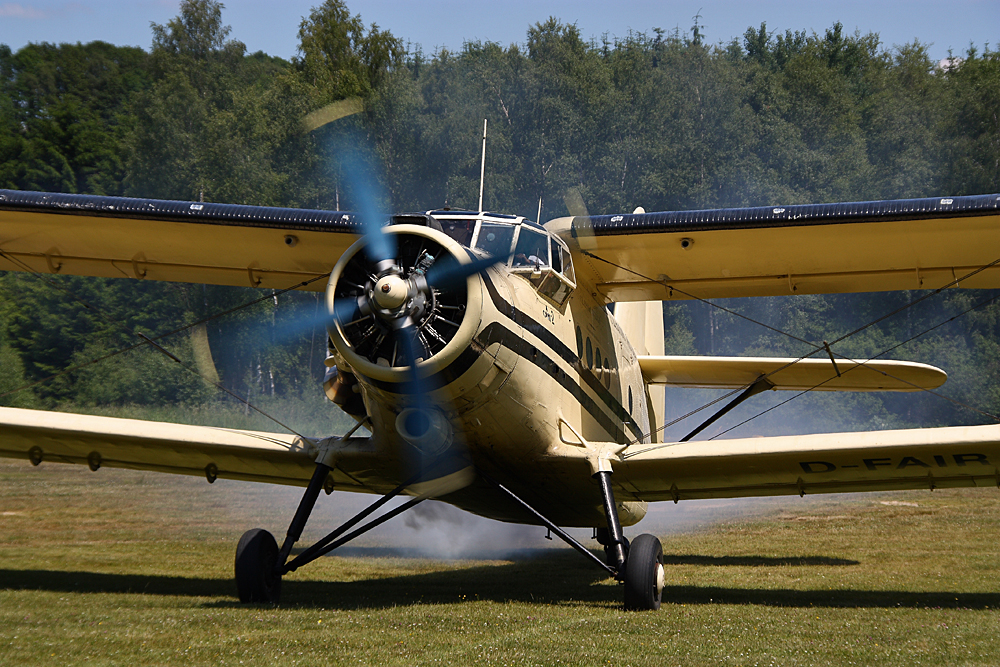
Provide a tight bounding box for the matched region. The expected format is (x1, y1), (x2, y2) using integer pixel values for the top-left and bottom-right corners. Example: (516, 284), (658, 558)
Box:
(662, 555), (859, 567)
(663, 586), (1000, 609)
(0, 550), (616, 609)
(1, 550), (996, 610)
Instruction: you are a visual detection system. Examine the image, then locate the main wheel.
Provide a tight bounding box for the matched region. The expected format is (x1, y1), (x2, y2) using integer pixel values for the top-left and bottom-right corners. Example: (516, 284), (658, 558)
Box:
(623, 533), (664, 611)
(235, 528), (282, 603)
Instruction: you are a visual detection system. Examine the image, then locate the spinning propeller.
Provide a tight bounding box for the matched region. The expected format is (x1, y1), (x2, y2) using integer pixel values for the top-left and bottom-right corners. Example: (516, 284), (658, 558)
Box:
(315, 127), (509, 494)
(325, 216), (506, 494)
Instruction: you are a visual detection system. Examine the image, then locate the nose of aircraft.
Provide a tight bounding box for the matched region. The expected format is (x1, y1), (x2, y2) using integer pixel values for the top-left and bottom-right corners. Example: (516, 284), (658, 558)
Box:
(325, 224), (486, 385)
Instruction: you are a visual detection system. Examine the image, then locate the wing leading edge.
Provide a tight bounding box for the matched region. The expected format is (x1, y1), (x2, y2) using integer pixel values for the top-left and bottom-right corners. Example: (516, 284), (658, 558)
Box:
(547, 193), (1000, 302)
(0, 189), (362, 290)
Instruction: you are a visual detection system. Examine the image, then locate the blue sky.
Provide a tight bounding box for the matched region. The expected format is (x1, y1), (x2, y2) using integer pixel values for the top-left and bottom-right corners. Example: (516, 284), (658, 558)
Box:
(0, 0), (996, 64)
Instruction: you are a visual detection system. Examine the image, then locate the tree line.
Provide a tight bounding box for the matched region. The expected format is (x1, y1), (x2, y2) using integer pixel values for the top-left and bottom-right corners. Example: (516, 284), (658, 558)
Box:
(0, 0), (997, 435)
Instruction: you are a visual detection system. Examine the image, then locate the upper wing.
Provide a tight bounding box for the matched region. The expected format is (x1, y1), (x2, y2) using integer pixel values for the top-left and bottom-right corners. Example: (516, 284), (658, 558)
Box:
(0, 406), (395, 493)
(0, 189), (362, 291)
(638, 355), (947, 392)
(547, 194), (1000, 302)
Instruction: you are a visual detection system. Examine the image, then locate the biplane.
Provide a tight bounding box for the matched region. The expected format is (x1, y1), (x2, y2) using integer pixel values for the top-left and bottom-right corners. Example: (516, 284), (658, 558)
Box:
(0, 187), (998, 610)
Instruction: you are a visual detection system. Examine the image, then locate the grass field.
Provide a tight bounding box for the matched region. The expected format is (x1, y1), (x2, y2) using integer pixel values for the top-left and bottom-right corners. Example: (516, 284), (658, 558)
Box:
(1, 458), (998, 666)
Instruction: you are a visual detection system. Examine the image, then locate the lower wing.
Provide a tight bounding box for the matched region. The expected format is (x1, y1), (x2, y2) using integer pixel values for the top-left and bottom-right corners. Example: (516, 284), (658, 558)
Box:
(0, 407), (389, 493)
(611, 425), (1000, 501)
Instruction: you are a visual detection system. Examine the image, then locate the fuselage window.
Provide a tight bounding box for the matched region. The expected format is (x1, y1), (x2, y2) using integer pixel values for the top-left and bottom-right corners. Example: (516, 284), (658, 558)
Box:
(604, 360), (610, 388)
(628, 386), (633, 414)
(575, 326), (583, 357)
(586, 337), (593, 368)
(475, 223), (516, 259)
(595, 348), (602, 374)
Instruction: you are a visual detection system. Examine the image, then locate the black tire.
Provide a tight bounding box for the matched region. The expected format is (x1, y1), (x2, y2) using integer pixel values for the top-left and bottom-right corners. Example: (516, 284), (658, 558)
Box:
(235, 528), (282, 603)
(623, 533), (663, 611)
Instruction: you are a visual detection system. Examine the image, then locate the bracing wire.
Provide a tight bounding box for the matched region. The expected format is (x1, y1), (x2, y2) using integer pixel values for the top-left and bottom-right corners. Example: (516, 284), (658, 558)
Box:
(705, 291), (1000, 441)
(0, 247), (330, 440)
(579, 249), (1000, 449)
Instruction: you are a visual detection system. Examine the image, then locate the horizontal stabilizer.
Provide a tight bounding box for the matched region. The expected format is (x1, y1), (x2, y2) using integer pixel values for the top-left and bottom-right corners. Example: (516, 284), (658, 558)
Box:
(637, 355), (946, 392)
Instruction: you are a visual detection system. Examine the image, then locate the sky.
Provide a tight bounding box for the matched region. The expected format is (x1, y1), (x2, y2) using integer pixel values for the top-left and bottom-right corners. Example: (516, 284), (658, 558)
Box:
(0, 0), (996, 64)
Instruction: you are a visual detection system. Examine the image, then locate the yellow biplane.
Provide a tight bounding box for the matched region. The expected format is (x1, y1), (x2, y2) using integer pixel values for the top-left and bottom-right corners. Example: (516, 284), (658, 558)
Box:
(0, 187), (997, 610)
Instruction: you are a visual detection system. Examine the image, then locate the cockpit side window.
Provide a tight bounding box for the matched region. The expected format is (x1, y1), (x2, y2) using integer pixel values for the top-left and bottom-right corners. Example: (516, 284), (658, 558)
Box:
(561, 246), (575, 284)
(474, 222), (516, 259)
(512, 228), (549, 269)
(549, 237), (562, 273)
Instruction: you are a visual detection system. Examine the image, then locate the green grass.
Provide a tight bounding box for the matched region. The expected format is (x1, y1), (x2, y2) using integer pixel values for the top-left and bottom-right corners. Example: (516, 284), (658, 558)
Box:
(1, 459), (998, 666)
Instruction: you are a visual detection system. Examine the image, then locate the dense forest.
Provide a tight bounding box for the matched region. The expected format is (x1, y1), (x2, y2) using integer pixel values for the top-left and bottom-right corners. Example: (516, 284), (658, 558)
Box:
(0, 0), (998, 438)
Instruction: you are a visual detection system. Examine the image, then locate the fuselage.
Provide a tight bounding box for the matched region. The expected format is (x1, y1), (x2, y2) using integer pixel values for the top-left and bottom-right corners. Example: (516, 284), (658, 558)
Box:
(325, 211), (652, 527)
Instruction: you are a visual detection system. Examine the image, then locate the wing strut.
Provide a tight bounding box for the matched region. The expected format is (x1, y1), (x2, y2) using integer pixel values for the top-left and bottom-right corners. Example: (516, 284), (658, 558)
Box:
(679, 375), (774, 442)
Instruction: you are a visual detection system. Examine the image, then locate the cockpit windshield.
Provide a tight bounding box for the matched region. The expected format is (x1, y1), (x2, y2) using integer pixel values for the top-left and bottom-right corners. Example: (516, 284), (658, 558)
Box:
(430, 212), (576, 305)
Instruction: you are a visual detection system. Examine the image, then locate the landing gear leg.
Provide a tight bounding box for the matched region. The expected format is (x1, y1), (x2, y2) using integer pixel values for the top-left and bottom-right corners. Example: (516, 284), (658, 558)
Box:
(594, 471), (628, 575)
(594, 470), (663, 611)
(595, 528), (629, 568)
(234, 462), (332, 604)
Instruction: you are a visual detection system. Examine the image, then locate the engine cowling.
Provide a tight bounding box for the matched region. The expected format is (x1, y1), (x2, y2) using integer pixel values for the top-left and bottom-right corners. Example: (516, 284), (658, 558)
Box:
(325, 225), (484, 387)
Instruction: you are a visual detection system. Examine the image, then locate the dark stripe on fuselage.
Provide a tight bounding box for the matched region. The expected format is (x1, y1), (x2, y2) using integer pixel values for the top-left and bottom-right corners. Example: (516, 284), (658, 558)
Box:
(478, 273), (644, 440)
(474, 321), (629, 443)
(353, 272), (641, 443)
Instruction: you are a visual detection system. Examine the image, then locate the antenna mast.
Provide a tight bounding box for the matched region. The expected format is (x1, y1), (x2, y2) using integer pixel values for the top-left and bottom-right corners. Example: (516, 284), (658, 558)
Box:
(478, 119), (487, 213)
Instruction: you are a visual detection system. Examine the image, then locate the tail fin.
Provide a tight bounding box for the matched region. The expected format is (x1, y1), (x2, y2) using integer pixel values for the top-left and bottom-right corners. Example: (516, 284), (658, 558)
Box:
(615, 302), (664, 443)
